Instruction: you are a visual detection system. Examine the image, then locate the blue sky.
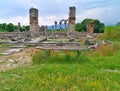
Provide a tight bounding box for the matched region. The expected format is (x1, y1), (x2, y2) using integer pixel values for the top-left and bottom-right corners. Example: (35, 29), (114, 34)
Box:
(0, 0), (120, 26)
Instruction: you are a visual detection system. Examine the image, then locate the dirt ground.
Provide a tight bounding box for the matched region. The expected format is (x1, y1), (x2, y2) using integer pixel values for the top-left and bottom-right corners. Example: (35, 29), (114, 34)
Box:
(0, 47), (36, 72)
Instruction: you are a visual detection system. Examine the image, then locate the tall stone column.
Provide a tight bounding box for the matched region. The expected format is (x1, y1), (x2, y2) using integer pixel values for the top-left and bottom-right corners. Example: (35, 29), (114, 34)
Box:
(68, 6), (76, 33)
(29, 7), (39, 34)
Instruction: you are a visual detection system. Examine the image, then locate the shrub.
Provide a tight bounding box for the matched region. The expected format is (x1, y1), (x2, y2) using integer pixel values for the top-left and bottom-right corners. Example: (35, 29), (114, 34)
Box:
(32, 49), (46, 64)
(112, 42), (120, 52)
(98, 26), (120, 41)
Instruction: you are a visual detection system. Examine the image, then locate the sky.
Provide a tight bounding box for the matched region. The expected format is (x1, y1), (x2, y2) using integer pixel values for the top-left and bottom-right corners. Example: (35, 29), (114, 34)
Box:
(0, 0), (120, 26)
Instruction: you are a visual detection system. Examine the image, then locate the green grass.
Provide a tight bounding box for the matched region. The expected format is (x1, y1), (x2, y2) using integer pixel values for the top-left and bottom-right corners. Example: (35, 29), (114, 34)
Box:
(0, 44), (10, 48)
(98, 26), (120, 41)
(0, 48), (120, 91)
(32, 50), (89, 64)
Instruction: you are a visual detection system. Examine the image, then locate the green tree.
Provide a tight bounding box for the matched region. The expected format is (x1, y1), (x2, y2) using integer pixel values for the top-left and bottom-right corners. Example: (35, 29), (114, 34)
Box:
(21, 25), (26, 31)
(94, 19), (104, 33)
(81, 18), (93, 31)
(116, 22), (120, 26)
(7, 23), (15, 32)
(25, 26), (30, 30)
(21, 25), (30, 31)
(75, 18), (105, 33)
(2, 23), (7, 30)
(14, 25), (18, 30)
(0, 23), (7, 32)
(75, 23), (83, 32)
(0, 23), (30, 32)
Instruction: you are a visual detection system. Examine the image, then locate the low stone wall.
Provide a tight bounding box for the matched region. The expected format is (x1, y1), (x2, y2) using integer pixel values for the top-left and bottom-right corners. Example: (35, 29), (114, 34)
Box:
(0, 32), (101, 40)
(0, 32), (31, 39)
(0, 32), (17, 38)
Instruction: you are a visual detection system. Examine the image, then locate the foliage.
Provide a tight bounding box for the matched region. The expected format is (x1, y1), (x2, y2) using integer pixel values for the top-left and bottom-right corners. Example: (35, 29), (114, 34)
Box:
(98, 26), (120, 41)
(32, 49), (46, 64)
(0, 45), (120, 90)
(0, 29), (7, 32)
(75, 18), (105, 33)
(20, 25), (30, 31)
(81, 18), (93, 31)
(0, 23), (7, 32)
(116, 22), (120, 26)
(75, 23), (84, 32)
(6, 23), (15, 32)
(92, 44), (116, 57)
(0, 44), (9, 48)
(32, 49), (89, 64)
(0, 23), (29, 32)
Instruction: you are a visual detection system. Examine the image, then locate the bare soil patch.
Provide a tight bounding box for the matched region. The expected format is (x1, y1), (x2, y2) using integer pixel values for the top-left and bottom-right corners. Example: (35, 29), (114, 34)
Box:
(0, 47), (35, 72)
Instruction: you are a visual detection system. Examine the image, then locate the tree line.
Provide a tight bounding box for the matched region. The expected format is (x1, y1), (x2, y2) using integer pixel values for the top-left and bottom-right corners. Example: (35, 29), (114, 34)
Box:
(1, 19), (120, 33)
(75, 18), (105, 33)
(0, 23), (29, 32)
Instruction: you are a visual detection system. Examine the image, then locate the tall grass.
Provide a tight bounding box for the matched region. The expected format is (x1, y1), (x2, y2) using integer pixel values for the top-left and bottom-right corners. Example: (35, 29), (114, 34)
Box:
(92, 44), (114, 57)
(0, 48), (120, 90)
(32, 49), (89, 64)
(98, 26), (120, 41)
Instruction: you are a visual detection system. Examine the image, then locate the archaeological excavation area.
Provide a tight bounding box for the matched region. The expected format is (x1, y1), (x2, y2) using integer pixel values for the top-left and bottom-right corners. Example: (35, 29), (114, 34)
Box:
(0, 6), (103, 72)
(0, 1), (120, 90)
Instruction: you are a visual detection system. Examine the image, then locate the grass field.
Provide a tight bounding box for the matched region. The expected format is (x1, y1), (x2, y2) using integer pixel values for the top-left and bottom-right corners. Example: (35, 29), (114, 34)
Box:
(0, 46), (120, 91)
(0, 26), (120, 91)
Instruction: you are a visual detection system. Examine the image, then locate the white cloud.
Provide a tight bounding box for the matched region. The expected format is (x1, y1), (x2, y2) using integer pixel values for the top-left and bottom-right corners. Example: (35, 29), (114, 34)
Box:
(0, 0), (120, 26)
(76, 5), (120, 25)
(39, 14), (68, 26)
(0, 14), (68, 26)
(0, 16), (29, 25)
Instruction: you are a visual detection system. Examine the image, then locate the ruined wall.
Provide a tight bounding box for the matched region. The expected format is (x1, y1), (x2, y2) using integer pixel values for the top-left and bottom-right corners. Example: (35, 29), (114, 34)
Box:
(29, 7), (39, 33)
(86, 21), (94, 34)
(68, 6), (76, 33)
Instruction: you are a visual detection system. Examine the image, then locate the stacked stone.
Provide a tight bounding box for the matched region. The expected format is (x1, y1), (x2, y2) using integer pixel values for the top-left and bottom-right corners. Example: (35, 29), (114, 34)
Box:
(29, 7), (39, 33)
(68, 6), (76, 33)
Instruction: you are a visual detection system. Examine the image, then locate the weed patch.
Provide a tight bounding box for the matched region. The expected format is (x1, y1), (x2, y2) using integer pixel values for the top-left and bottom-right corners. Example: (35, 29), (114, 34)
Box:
(32, 50), (89, 64)
(94, 44), (114, 56)
(98, 26), (120, 41)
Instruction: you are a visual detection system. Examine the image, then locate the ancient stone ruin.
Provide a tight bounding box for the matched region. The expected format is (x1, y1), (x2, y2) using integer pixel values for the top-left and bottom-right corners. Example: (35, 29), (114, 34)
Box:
(68, 6), (76, 33)
(86, 21), (94, 34)
(0, 6), (96, 42)
(29, 6), (76, 37)
(29, 7), (39, 34)
(17, 22), (21, 38)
